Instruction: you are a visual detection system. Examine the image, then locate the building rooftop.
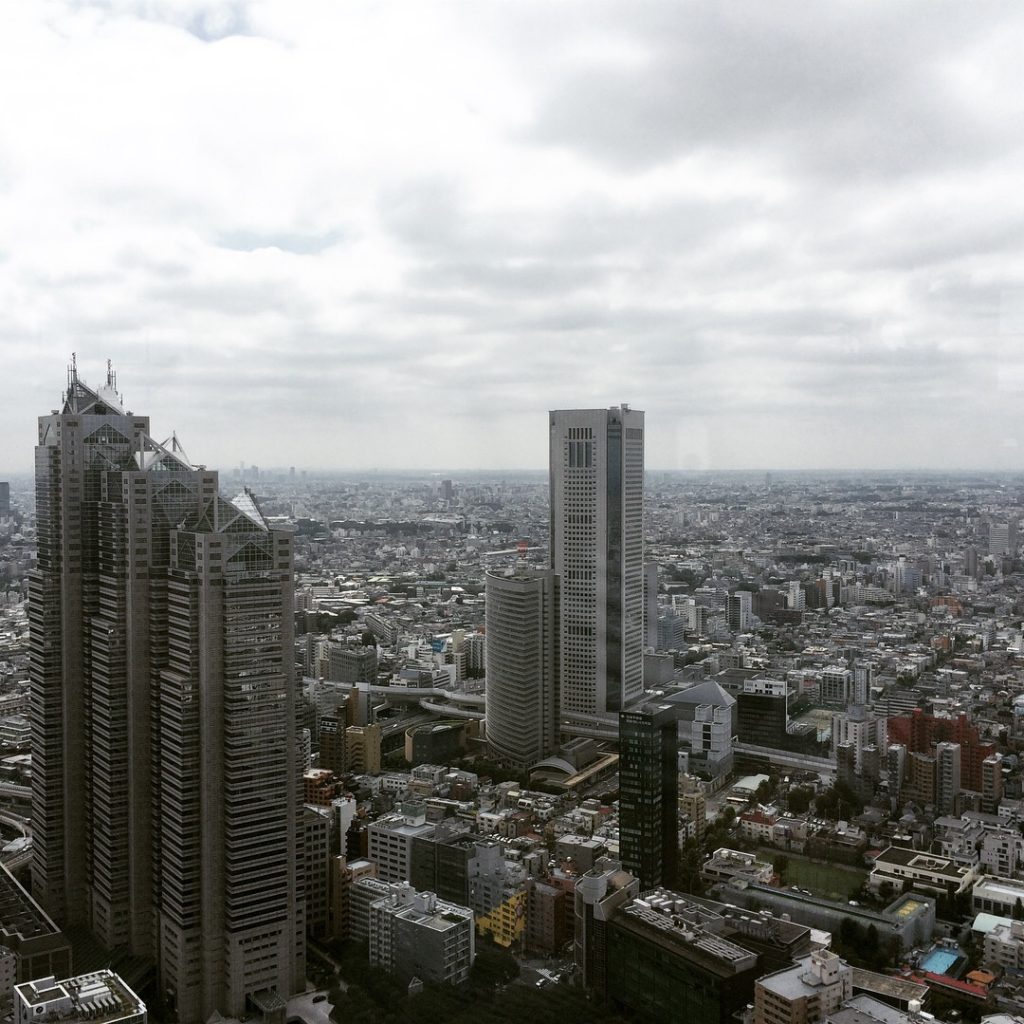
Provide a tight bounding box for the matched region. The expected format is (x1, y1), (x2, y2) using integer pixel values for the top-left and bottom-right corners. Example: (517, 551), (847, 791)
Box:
(0, 864), (61, 941)
(616, 895), (758, 976)
(15, 970), (144, 1024)
(874, 846), (965, 882)
(974, 876), (1024, 898)
(971, 912), (1012, 933)
(850, 968), (927, 1004)
(663, 679), (736, 709)
(758, 950), (848, 1001)
(827, 993), (915, 1024)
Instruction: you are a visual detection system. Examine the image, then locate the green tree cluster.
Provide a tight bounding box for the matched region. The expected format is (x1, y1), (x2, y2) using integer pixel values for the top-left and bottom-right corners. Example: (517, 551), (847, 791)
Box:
(834, 920), (893, 971)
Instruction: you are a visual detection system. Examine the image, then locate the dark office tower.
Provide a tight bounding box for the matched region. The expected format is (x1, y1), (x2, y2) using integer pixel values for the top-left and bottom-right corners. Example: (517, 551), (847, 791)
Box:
(319, 712), (346, 775)
(618, 703), (679, 890)
(736, 679), (790, 748)
(0, 482), (9, 517)
(29, 362), (304, 1023)
(484, 567), (559, 767)
(550, 406), (644, 735)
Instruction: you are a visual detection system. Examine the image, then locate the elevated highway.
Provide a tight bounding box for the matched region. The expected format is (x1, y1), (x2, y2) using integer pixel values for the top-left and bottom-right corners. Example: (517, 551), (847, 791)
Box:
(733, 742), (835, 779)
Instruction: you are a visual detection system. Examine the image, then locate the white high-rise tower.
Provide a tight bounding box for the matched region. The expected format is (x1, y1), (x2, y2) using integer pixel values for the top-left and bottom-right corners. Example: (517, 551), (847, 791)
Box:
(549, 406), (644, 734)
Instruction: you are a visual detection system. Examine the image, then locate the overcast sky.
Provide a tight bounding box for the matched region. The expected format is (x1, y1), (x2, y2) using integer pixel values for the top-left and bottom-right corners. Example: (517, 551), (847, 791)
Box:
(3, 1), (1024, 474)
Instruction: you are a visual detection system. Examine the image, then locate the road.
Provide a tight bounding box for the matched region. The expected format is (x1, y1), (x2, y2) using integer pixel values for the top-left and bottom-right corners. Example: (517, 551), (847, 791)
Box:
(306, 940), (348, 992)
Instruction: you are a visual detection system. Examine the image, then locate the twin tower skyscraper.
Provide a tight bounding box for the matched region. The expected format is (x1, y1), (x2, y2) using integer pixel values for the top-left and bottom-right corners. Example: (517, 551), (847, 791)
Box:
(29, 364), (304, 1023)
(485, 405), (645, 765)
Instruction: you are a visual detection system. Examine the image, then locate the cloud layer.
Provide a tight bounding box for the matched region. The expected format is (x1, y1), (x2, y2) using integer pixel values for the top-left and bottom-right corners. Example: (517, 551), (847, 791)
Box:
(2, 0), (1024, 472)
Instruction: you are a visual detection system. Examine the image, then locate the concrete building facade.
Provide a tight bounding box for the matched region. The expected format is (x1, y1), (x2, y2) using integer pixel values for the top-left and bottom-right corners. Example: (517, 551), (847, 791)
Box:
(28, 365), (304, 1022)
(484, 567), (559, 766)
(549, 406), (644, 733)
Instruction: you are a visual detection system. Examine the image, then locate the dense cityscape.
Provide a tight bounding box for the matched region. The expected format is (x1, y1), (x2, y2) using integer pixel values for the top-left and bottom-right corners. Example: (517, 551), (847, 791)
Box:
(0, 368), (1023, 1024)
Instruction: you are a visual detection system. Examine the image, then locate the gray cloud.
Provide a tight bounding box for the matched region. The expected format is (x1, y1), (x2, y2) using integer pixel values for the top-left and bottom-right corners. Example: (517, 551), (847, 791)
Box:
(1, 1), (1023, 473)
(527, 3), (1018, 178)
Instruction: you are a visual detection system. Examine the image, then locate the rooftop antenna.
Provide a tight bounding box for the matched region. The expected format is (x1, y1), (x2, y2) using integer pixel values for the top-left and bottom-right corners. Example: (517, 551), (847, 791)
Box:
(171, 432), (192, 465)
(106, 358), (117, 392)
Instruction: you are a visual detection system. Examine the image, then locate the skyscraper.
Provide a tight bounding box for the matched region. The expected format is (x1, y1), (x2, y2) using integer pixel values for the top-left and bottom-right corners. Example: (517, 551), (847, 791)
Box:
(29, 362), (304, 1022)
(549, 406), (644, 735)
(618, 703), (680, 890)
(484, 566), (559, 766)
(0, 481), (9, 517)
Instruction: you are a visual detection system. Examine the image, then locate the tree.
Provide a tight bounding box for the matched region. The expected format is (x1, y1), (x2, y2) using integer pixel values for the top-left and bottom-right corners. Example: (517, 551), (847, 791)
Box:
(865, 924), (883, 969)
(679, 839), (706, 895)
(838, 916), (860, 948)
(470, 945), (519, 990)
(787, 786), (814, 815)
(772, 854), (789, 883)
(815, 787), (840, 820)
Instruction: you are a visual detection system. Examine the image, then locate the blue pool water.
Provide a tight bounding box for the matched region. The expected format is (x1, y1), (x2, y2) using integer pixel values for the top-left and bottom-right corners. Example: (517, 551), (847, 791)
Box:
(921, 949), (958, 975)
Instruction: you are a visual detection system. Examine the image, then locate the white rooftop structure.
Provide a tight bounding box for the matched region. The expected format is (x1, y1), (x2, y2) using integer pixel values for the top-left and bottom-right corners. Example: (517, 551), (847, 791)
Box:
(15, 970), (145, 1024)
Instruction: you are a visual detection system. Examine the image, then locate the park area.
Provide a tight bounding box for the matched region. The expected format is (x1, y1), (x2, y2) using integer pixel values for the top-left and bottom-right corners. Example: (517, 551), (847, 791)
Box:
(764, 850), (867, 901)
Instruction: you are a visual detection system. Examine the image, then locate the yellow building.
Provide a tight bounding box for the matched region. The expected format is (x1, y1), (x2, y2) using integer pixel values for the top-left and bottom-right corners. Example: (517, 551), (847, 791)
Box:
(475, 891), (526, 948)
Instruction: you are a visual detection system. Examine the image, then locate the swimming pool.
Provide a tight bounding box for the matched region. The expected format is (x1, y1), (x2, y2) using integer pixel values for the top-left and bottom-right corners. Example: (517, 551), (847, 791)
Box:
(921, 949), (958, 975)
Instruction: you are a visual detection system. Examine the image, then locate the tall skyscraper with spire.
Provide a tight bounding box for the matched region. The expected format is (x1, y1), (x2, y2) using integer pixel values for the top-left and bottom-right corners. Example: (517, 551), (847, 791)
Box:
(549, 405), (645, 736)
(29, 360), (304, 1022)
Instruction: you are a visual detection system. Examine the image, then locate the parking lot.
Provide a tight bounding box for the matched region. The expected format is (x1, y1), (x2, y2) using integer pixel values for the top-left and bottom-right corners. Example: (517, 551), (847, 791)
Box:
(286, 989), (334, 1024)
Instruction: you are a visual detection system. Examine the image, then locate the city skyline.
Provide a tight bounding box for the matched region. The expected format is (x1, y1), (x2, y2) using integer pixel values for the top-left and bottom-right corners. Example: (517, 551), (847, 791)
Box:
(3, 3), (1024, 473)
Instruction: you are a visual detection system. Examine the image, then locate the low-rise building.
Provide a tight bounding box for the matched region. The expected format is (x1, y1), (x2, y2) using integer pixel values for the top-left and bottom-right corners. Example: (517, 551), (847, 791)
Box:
(979, 828), (1024, 877)
(330, 857), (377, 940)
(14, 971), (145, 1024)
(526, 878), (567, 954)
(349, 876), (393, 943)
(702, 848), (774, 886)
(973, 875), (1024, 919)
(982, 918), (1024, 971)
(755, 950), (852, 1024)
(740, 807), (779, 845)
(0, 946), (16, 1004)
(825, 993), (922, 1024)
(708, 885), (935, 954)
(368, 882), (475, 986)
(868, 846), (978, 896)
(367, 804), (436, 883)
(606, 891), (761, 1023)
(0, 866), (71, 983)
